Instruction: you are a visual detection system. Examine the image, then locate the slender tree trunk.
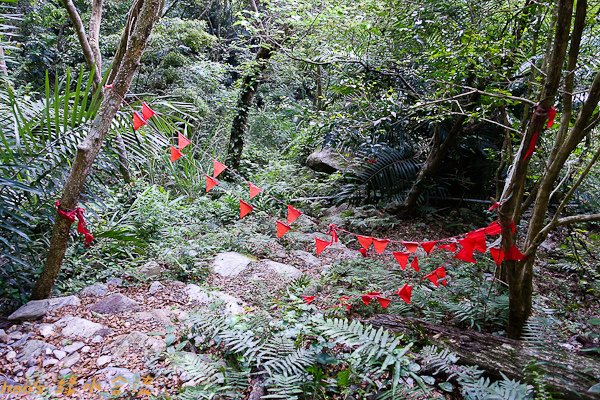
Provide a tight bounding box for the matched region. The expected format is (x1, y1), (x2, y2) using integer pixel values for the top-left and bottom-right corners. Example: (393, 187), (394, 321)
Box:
(31, 0), (162, 300)
(498, 0), (574, 339)
(115, 132), (133, 182)
(0, 46), (8, 76)
(226, 44), (273, 170)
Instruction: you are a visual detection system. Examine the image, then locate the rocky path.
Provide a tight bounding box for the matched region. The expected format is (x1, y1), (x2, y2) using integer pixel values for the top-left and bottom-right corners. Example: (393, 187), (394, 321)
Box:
(0, 234), (358, 399)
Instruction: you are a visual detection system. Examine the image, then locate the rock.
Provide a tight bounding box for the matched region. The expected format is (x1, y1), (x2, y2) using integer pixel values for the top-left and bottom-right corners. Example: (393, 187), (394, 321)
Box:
(88, 293), (139, 314)
(80, 284), (109, 297)
(106, 277), (123, 287)
(185, 284), (212, 304)
(43, 358), (58, 367)
(61, 353), (80, 368)
(81, 346), (91, 353)
(284, 232), (315, 246)
(62, 342), (85, 354)
(96, 356), (112, 367)
(6, 351), (16, 361)
(18, 340), (55, 361)
(140, 261), (162, 278)
(38, 323), (56, 338)
(306, 148), (347, 173)
(291, 250), (321, 268)
(259, 260), (302, 279)
(56, 317), (105, 339)
(25, 366), (37, 378)
(212, 252), (253, 277)
(184, 285), (245, 315)
(53, 350), (67, 360)
(106, 331), (166, 359)
(7, 295), (80, 321)
(0, 329), (7, 343)
(91, 336), (104, 344)
(58, 369), (71, 376)
(133, 309), (172, 325)
(148, 281), (165, 295)
(210, 292), (245, 315)
(97, 367), (136, 391)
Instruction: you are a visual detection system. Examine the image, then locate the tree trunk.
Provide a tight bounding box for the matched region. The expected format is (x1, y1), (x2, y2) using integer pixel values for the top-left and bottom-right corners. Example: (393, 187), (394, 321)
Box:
(115, 132), (133, 183)
(498, 0), (574, 339)
(226, 44), (273, 170)
(0, 46), (8, 76)
(367, 315), (600, 399)
(31, 0), (162, 300)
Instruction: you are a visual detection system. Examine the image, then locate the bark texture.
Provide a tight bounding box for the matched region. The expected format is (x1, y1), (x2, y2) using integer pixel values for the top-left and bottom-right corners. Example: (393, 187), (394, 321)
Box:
(367, 315), (600, 400)
(31, 0), (162, 299)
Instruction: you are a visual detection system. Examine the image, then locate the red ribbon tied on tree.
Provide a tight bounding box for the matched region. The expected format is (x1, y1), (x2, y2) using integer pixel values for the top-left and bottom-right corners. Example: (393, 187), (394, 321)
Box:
(54, 201), (94, 247)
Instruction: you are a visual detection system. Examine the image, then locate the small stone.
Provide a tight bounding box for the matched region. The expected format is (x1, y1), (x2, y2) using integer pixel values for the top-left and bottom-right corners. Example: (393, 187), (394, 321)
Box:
(53, 350), (67, 360)
(62, 353), (80, 368)
(291, 250), (321, 267)
(63, 342), (85, 354)
(39, 324), (56, 338)
(0, 329), (8, 343)
(9, 331), (23, 340)
(124, 322), (131, 328)
(92, 336), (104, 344)
(58, 369), (71, 376)
(149, 281), (165, 295)
(18, 340), (55, 361)
(106, 277), (123, 287)
(45, 348), (53, 355)
(260, 260), (302, 279)
(88, 294), (139, 315)
(96, 356), (112, 367)
(185, 284), (211, 304)
(6, 351), (16, 361)
(212, 252), (254, 277)
(26, 366), (37, 378)
(43, 358), (58, 367)
(56, 317), (105, 339)
(80, 284), (109, 297)
(140, 261), (162, 278)
(81, 346), (91, 353)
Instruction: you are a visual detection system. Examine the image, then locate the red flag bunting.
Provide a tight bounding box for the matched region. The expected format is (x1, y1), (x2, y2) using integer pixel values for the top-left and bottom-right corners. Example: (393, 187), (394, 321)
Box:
(249, 183), (262, 199)
(393, 251), (410, 270)
(484, 221), (502, 236)
(424, 271), (440, 287)
(287, 205), (302, 224)
(438, 242), (457, 253)
(396, 284), (412, 304)
(411, 257), (420, 272)
(455, 238), (477, 263)
(403, 241), (419, 253)
(359, 248), (368, 257)
(276, 220), (291, 238)
(205, 175), (219, 192)
(377, 297), (391, 309)
(213, 160), (227, 178)
(435, 266), (447, 286)
(133, 112), (147, 130)
(170, 146), (183, 163)
(357, 235), (373, 249)
(315, 237), (331, 255)
(547, 106), (557, 128)
(361, 294), (372, 306)
(373, 238), (390, 254)
(467, 230), (487, 253)
(421, 241), (437, 255)
(239, 200), (254, 219)
(489, 247), (504, 266)
(178, 132), (191, 150)
(302, 295), (315, 305)
(141, 102), (156, 120)
(505, 244), (526, 261)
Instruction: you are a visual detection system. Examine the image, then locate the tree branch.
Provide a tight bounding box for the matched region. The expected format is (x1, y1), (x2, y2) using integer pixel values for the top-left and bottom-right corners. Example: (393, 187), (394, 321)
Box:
(89, 0), (104, 72)
(557, 214), (600, 226)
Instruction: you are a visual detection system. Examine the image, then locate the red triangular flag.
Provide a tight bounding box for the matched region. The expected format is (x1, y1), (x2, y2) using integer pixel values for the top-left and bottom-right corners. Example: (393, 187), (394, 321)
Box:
(523, 130), (540, 160)
(438, 242), (457, 253)
(205, 175), (219, 192)
(484, 221), (502, 236)
(170, 146), (183, 162)
(435, 266), (447, 286)
(359, 248), (368, 257)
(302, 295), (315, 305)
(249, 183), (262, 199)
(141, 102), (156, 120)
(393, 252), (410, 270)
(421, 241), (437, 255)
(133, 112), (147, 130)
(411, 257), (420, 272)
(361, 294), (372, 306)
(489, 247), (504, 266)
(377, 297), (391, 309)
(455, 238), (477, 263)
(178, 132), (191, 150)
(239, 200), (254, 219)
(547, 106), (557, 128)
(357, 235), (373, 249)
(213, 160), (227, 178)
(424, 271), (439, 287)
(396, 284), (412, 304)
(315, 237), (331, 255)
(403, 241), (419, 253)
(466, 230), (487, 253)
(287, 205), (302, 224)
(373, 238), (390, 254)
(276, 220), (291, 238)
(505, 244), (526, 261)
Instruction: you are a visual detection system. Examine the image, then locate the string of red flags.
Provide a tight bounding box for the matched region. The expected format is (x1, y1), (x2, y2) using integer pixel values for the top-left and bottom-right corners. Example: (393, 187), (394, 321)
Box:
(54, 201), (94, 247)
(240, 200), (254, 219)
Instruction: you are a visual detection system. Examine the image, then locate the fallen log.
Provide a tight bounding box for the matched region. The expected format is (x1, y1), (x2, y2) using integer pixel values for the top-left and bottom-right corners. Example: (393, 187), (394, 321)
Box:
(365, 315), (600, 400)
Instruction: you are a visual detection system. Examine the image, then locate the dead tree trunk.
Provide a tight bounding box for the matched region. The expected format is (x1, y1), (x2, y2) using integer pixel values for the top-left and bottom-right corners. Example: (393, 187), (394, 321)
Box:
(31, 0), (162, 300)
(367, 315), (600, 399)
(226, 44), (273, 170)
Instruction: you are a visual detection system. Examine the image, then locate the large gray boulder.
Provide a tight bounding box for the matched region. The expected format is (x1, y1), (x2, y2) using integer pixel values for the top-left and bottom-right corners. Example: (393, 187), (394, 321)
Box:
(306, 148), (347, 173)
(139, 260), (162, 278)
(56, 317), (106, 339)
(8, 296), (81, 321)
(212, 252), (254, 277)
(88, 294), (139, 314)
